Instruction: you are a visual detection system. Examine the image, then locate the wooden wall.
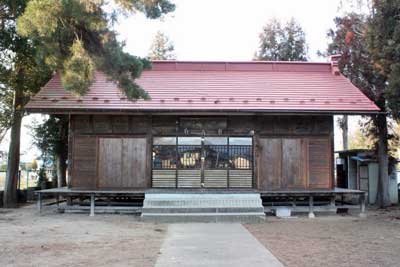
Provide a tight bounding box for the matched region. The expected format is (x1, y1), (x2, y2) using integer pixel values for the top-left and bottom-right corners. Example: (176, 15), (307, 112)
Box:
(68, 114), (333, 190)
(69, 115), (152, 189)
(97, 138), (149, 188)
(257, 137), (332, 190)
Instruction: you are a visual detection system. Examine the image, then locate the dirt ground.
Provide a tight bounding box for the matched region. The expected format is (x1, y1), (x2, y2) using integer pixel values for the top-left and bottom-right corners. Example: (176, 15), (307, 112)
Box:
(246, 207), (400, 267)
(0, 204), (166, 267)
(1, 204), (400, 267)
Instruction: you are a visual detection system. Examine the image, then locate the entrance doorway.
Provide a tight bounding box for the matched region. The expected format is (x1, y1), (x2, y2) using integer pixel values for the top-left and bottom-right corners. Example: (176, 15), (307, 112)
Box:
(152, 136), (253, 188)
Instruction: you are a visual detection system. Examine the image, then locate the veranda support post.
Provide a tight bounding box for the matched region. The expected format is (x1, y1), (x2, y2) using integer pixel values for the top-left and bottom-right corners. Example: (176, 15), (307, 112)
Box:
(37, 192), (42, 213)
(359, 192), (367, 218)
(308, 195), (315, 219)
(90, 194), (95, 217)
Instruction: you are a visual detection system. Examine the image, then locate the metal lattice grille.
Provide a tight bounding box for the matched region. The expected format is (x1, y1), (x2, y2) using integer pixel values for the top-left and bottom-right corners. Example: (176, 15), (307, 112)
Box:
(229, 145), (253, 169)
(177, 145), (202, 169)
(152, 145), (176, 169)
(204, 145), (229, 169)
(151, 136), (253, 188)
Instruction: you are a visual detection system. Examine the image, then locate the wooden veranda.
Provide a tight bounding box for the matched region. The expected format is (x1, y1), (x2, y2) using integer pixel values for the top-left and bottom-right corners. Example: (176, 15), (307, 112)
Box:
(36, 187), (367, 218)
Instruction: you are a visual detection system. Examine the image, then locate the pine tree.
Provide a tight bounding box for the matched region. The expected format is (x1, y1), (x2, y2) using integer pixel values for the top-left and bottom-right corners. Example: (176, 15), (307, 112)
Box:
(1, 0), (175, 207)
(324, 5), (400, 207)
(17, 0), (175, 99)
(323, 14), (374, 152)
(366, 0), (400, 207)
(255, 18), (308, 61)
(0, 0), (53, 207)
(148, 31), (176, 60)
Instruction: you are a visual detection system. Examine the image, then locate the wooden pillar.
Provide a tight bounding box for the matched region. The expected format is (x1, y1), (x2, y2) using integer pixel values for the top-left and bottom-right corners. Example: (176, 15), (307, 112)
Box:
(292, 197), (296, 207)
(56, 194), (61, 212)
(308, 195), (315, 219)
(359, 193), (367, 218)
(66, 196), (73, 206)
(90, 194), (95, 217)
(37, 192), (42, 213)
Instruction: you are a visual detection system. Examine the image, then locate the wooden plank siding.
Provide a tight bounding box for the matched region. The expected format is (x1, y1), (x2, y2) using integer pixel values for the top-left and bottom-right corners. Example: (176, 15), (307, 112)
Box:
(308, 138), (332, 189)
(70, 136), (98, 189)
(257, 136), (332, 190)
(258, 138), (282, 190)
(122, 138), (149, 188)
(98, 138), (123, 188)
(282, 138), (308, 189)
(68, 114), (333, 190)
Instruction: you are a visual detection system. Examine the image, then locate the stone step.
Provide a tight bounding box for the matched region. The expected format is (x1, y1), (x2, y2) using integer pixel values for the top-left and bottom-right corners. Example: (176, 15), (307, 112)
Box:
(141, 193), (265, 222)
(142, 207), (265, 213)
(144, 200), (261, 207)
(141, 212), (266, 223)
(143, 193), (263, 206)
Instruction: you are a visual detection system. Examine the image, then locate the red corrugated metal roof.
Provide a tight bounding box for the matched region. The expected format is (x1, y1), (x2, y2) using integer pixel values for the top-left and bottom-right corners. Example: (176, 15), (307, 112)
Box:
(25, 61), (380, 113)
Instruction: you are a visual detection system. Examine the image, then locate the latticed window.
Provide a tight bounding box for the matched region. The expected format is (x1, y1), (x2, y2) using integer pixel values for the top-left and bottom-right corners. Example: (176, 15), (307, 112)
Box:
(229, 137), (253, 169)
(151, 136), (253, 188)
(152, 137), (176, 169)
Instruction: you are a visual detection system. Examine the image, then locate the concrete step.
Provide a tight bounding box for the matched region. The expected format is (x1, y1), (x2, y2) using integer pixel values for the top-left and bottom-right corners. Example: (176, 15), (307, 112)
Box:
(141, 212), (266, 223)
(141, 193), (265, 222)
(142, 207), (265, 213)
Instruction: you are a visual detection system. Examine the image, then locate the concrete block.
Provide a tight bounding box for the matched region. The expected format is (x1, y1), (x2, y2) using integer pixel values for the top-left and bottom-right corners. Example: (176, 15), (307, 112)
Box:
(275, 207), (291, 218)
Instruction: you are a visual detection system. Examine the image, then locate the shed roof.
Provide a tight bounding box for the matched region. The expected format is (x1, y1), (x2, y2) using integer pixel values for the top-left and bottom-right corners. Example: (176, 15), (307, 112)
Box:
(25, 60), (380, 114)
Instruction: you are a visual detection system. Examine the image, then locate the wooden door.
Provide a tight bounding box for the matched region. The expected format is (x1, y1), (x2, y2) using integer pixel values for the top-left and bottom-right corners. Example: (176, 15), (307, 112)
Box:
(122, 138), (148, 188)
(308, 137), (331, 189)
(71, 136), (98, 189)
(258, 137), (308, 190)
(98, 138), (123, 188)
(98, 137), (148, 189)
(282, 138), (307, 189)
(258, 138), (282, 190)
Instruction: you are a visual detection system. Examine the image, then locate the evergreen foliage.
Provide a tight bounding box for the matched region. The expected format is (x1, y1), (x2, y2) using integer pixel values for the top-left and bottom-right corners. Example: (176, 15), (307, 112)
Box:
(148, 31), (176, 60)
(0, 0), (53, 137)
(255, 18), (308, 61)
(324, 1), (400, 207)
(0, 0), (174, 206)
(30, 116), (69, 164)
(366, 0), (400, 119)
(17, 0), (175, 99)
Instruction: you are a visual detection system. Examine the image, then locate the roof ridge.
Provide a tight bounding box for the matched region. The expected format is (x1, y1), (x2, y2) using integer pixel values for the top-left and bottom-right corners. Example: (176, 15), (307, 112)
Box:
(151, 60), (330, 64)
(151, 61), (333, 72)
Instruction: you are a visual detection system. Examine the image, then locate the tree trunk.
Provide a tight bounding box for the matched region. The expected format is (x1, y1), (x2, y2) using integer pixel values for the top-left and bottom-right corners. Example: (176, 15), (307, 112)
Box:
(56, 152), (67, 187)
(56, 115), (68, 187)
(3, 86), (24, 208)
(342, 115), (348, 150)
(376, 113), (391, 208)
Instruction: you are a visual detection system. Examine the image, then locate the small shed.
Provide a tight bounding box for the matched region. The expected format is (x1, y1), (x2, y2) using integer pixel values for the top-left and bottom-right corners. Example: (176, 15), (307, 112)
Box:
(336, 149), (398, 204)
